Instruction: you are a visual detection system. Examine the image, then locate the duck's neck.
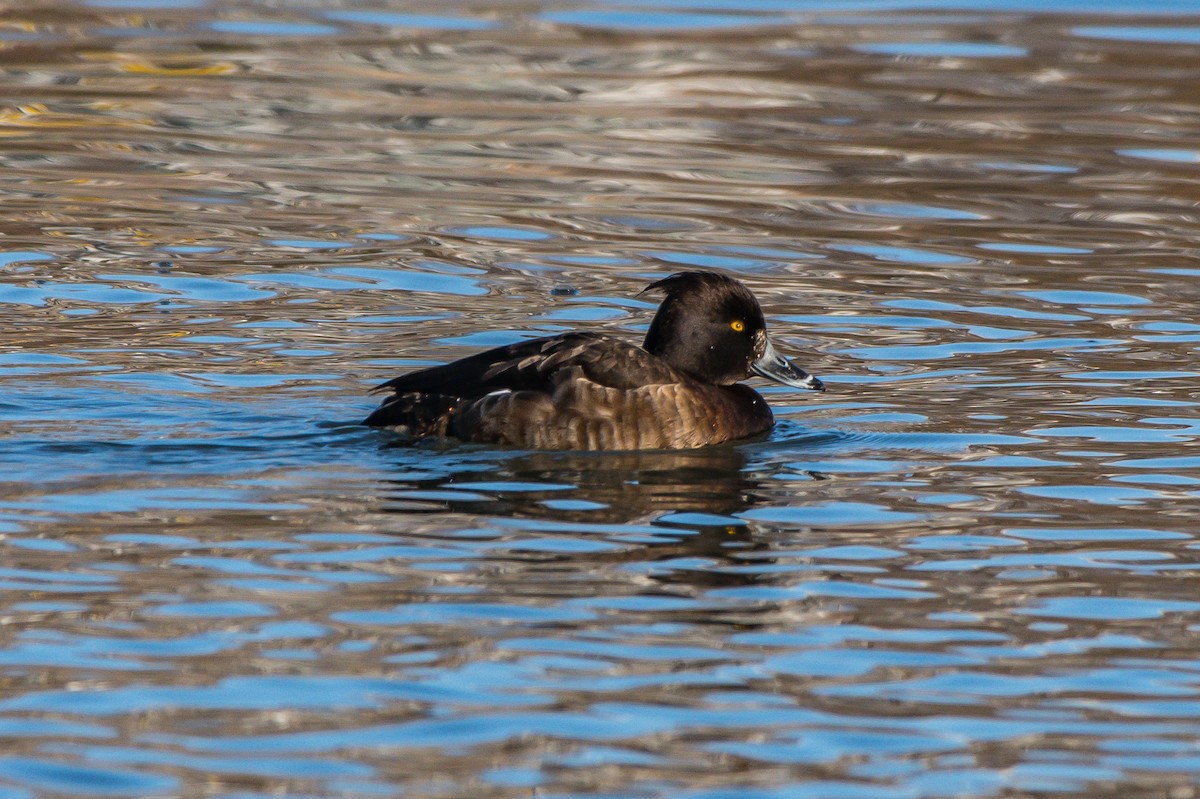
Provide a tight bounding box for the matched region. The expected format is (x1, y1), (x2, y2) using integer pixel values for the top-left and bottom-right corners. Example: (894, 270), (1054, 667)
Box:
(642, 308), (695, 377)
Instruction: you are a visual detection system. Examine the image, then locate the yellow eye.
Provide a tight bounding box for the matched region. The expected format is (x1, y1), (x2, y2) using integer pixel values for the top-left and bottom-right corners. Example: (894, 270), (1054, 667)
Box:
(730, 320), (745, 333)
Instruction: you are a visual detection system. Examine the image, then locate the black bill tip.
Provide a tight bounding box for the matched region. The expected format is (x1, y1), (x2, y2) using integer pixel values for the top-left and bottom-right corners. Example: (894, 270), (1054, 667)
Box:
(751, 339), (825, 392)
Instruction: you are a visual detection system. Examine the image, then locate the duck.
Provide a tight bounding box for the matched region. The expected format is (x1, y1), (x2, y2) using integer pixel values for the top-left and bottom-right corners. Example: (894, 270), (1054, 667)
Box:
(363, 271), (824, 450)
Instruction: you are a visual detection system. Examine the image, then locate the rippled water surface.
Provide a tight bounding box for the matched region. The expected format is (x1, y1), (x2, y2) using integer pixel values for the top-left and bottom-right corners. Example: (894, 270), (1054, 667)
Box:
(4, 0), (1200, 796)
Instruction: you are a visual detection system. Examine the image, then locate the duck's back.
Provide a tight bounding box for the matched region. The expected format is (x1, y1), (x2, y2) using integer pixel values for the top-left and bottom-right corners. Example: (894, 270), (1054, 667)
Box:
(364, 333), (774, 450)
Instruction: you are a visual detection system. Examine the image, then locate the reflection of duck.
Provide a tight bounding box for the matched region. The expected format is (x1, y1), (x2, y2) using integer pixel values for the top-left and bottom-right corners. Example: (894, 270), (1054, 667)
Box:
(365, 272), (823, 450)
(496, 447), (758, 523)
(379, 446), (759, 525)
(374, 447), (813, 595)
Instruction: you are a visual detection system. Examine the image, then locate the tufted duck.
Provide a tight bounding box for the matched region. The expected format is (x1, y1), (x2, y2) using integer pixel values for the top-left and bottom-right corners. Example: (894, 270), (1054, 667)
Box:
(364, 271), (824, 449)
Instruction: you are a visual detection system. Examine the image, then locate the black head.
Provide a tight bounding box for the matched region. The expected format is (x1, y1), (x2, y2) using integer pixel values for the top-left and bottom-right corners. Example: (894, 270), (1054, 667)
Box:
(641, 271), (823, 391)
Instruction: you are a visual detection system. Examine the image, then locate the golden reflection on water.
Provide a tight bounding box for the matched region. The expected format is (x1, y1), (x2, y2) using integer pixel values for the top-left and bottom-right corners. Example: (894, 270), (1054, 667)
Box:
(2, 1), (1200, 797)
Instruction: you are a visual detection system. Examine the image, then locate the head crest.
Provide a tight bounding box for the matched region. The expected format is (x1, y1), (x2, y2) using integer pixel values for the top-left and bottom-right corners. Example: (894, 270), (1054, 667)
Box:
(640, 271), (743, 299)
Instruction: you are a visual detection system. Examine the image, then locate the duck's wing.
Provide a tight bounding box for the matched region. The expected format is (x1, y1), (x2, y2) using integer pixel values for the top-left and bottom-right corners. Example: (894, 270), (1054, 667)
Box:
(372, 332), (681, 398)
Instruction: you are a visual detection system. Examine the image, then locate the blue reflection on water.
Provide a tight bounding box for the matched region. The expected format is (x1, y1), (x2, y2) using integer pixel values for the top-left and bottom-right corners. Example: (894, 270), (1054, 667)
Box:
(1118, 148), (1200, 163)
(326, 11), (498, 30)
(543, 10), (791, 28)
(1076, 26), (1200, 44)
(1021, 289), (1151, 306)
(449, 226), (554, 241)
(977, 243), (1092, 254)
(856, 42), (1027, 57)
(0, 758), (179, 796)
(208, 21), (339, 37)
(1022, 597), (1200, 620)
(741, 501), (925, 525)
(0, 251), (53, 267)
(832, 243), (975, 265)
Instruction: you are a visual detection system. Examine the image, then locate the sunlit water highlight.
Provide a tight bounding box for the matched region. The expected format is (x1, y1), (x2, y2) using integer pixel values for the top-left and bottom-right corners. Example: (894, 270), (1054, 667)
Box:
(2, 0), (1200, 797)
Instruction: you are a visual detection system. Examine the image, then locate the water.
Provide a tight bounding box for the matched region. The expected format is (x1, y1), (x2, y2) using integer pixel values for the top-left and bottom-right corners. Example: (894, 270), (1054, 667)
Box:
(2, 0), (1200, 796)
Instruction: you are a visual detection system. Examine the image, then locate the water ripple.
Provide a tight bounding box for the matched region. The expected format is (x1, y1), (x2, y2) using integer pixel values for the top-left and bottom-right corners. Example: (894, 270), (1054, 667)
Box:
(1, 3), (1200, 798)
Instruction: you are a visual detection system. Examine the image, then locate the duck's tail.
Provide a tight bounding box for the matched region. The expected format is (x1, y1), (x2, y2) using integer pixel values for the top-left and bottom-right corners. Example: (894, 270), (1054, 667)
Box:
(363, 392), (460, 437)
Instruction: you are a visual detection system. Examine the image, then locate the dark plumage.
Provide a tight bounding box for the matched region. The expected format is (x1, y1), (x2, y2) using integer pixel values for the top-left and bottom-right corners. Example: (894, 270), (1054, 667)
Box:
(364, 271), (824, 450)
